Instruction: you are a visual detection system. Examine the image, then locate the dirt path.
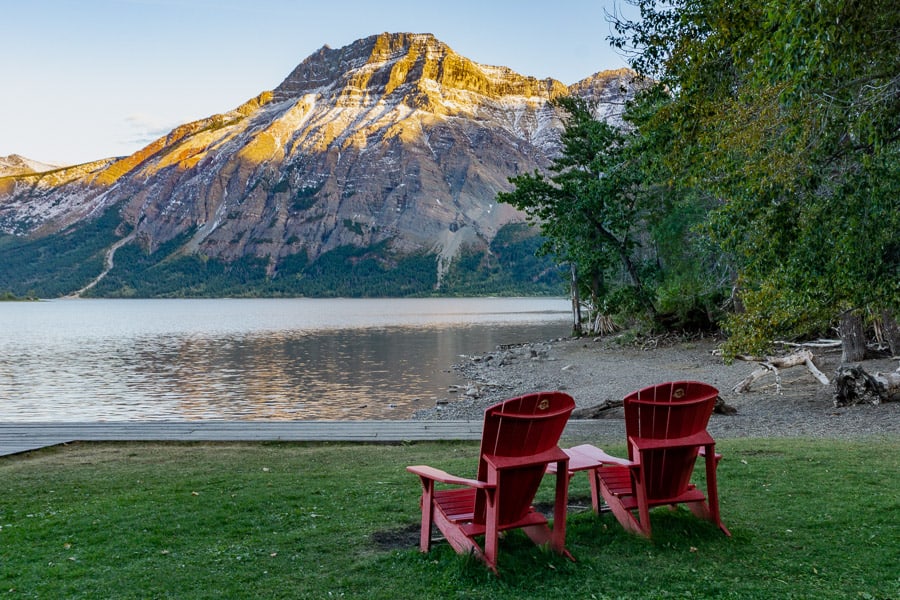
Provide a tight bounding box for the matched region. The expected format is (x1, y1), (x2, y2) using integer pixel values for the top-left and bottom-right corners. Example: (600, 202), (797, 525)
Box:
(72, 231), (136, 297)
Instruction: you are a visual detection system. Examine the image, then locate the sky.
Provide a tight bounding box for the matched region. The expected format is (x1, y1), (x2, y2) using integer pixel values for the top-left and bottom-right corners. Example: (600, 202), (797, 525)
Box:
(1, 0), (637, 166)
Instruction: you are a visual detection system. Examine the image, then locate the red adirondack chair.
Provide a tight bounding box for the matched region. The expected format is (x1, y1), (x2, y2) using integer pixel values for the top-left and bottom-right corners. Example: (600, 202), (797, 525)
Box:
(567, 381), (730, 538)
(407, 391), (575, 573)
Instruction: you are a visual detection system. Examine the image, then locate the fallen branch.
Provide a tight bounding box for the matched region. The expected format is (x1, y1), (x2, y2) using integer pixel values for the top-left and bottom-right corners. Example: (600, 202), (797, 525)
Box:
(833, 365), (900, 406)
(572, 396), (736, 418)
(571, 399), (623, 419)
(775, 339), (842, 350)
(733, 349), (830, 394)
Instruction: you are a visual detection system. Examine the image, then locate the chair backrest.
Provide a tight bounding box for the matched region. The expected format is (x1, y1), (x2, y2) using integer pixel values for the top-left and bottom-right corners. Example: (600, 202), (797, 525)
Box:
(623, 381), (718, 499)
(473, 391), (575, 525)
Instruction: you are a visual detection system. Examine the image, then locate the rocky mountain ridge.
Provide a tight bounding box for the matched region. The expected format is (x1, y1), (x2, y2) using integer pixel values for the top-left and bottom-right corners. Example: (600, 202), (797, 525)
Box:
(0, 32), (644, 297)
(0, 154), (61, 178)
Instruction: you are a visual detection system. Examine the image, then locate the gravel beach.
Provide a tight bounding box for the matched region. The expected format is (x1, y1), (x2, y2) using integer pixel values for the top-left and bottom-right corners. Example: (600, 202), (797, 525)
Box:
(414, 335), (900, 440)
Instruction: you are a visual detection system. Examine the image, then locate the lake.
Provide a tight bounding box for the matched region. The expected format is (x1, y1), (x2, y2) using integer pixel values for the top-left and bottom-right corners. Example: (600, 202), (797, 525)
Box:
(0, 297), (570, 421)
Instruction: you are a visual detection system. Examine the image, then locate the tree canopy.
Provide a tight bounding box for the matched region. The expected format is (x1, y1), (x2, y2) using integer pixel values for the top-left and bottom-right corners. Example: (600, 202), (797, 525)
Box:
(499, 94), (726, 333)
(501, 0), (899, 355)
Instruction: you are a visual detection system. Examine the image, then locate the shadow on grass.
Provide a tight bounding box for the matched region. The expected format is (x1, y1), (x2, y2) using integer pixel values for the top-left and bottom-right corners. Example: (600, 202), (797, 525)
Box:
(371, 522), (421, 551)
(372, 494), (599, 553)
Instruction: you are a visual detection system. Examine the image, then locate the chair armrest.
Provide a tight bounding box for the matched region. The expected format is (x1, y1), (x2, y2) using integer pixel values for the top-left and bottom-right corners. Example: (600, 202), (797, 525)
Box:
(629, 430), (715, 452)
(483, 447), (569, 471)
(406, 465), (493, 489)
(566, 444), (634, 468)
(698, 446), (723, 460)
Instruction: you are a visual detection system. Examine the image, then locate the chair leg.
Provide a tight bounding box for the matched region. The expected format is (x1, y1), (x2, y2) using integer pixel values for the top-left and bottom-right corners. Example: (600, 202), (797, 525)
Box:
(687, 499), (712, 521)
(483, 488), (499, 573)
(588, 468), (602, 514)
(551, 459), (569, 556)
(598, 479), (649, 537)
(431, 499), (484, 560)
(632, 472), (652, 537)
(703, 445), (731, 536)
(524, 460), (574, 560)
(418, 479), (434, 552)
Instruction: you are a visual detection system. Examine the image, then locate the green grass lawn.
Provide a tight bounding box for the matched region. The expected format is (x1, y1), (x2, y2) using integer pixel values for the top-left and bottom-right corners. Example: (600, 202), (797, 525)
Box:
(1, 438), (897, 599)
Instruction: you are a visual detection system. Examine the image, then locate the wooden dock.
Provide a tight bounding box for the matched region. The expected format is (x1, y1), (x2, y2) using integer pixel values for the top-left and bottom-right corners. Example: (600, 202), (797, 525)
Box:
(0, 420), (622, 457)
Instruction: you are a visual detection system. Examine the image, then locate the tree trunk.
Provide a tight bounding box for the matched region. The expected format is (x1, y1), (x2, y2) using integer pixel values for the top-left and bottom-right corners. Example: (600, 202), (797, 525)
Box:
(570, 264), (582, 336)
(585, 213), (658, 318)
(839, 311), (867, 363)
(880, 309), (900, 357)
(590, 268), (600, 334)
(731, 284), (745, 314)
(833, 365), (900, 406)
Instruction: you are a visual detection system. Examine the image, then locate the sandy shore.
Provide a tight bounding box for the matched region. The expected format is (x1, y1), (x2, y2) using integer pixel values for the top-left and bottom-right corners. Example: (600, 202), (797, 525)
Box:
(414, 335), (900, 440)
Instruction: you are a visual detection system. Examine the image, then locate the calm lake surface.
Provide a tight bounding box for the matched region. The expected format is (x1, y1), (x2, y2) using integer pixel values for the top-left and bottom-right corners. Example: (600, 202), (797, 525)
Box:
(0, 297), (570, 421)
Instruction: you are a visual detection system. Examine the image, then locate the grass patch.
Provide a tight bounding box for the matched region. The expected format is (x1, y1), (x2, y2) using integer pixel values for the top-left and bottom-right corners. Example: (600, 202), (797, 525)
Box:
(1, 438), (897, 599)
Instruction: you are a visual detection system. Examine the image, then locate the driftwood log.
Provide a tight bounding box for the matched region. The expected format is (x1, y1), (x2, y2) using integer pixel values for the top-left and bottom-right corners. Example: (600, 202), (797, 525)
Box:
(571, 399), (623, 418)
(732, 349), (830, 394)
(833, 365), (900, 406)
(572, 395), (736, 418)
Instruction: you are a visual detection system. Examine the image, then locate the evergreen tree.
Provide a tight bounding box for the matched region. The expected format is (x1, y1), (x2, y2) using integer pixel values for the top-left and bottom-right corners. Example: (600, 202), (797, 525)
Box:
(499, 94), (724, 332)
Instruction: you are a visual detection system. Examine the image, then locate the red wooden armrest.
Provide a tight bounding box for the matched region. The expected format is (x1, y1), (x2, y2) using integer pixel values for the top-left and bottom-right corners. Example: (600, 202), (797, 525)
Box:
(483, 447), (569, 471)
(629, 430), (715, 452)
(406, 465), (493, 489)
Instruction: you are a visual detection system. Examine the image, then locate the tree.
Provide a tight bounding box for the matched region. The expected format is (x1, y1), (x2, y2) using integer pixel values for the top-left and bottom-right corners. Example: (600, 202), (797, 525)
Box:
(498, 96), (655, 333)
(499, 93), (727, 333)
(609, 0), (900, 358)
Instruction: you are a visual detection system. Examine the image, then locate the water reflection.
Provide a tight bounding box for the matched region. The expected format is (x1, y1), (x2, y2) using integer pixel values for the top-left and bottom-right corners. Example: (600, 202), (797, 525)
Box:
(0, 298), (569, 421)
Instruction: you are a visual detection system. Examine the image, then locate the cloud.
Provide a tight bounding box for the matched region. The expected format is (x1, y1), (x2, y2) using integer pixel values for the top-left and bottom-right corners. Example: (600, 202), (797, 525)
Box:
(121, 112), (183, 146)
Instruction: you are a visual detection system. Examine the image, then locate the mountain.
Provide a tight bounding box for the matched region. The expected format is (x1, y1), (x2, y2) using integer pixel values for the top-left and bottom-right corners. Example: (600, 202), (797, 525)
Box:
(0, 32), (645, 298)
(0, 155), (60, 177)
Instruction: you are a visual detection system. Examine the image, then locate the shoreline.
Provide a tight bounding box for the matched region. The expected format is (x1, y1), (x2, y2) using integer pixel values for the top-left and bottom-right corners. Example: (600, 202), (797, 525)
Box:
(415, 335), (900, 439)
